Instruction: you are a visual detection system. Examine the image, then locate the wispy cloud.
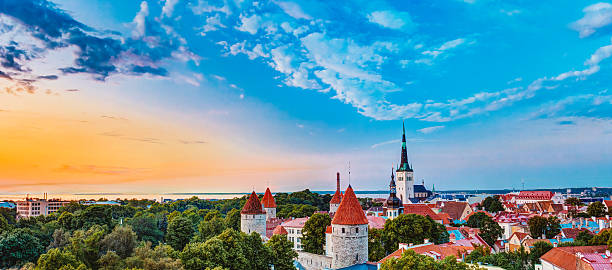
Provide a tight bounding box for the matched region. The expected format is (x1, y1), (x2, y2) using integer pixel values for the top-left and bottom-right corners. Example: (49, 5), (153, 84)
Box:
(371, 139), (400, 149)
(417, 126), (445, 134)
(367, 10), (414, 31)
(571, 2), (612, 38)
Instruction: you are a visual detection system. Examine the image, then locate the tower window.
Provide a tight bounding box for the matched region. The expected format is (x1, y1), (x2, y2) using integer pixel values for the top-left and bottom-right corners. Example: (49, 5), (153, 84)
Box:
(342, 228), (345, 233)
(355, 227), (359, 233)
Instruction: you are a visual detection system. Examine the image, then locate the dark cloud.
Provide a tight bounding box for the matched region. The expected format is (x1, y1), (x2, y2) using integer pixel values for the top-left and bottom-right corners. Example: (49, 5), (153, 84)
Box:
(0, 70), (12, 80)
(179, 140), (207, 144)
(0, 0), (195, 81)
(65, 88), (79, 92)
(37, 74), (58, 80)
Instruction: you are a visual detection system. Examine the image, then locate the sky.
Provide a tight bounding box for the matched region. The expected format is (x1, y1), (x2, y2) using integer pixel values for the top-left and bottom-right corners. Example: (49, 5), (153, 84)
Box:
(0, 0), (611, 194)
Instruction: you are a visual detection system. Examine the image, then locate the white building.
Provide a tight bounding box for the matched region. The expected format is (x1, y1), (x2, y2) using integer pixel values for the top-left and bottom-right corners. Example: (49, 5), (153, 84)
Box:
(16, 197), (70, 219)
(282, 217), (308, 250)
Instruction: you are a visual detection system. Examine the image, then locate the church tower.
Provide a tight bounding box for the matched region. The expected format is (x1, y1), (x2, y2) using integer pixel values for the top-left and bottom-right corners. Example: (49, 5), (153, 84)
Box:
(262, 187), (276, 219)
(329, 172), (342, 214)
(240, 191), (267, 238)
(385, 168), (403, 219)
(330, 185), (368, 269)
(395, 122), (414, 202)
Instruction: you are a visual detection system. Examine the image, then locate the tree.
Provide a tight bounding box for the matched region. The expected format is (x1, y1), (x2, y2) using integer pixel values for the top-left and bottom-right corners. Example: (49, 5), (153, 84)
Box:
(382, 214), (449, 254)
(368, 228), (385, 262)
(165, 215), (195, 251)
(301, 213), (331, 254)
(195, 217), (226, 242)
(266, 234), (297, 270)
(47, 228), (72, 250)
(0, 228), (44, 267)
(480, 196), (504, 213)
(564, 197), (582, 206)
(124, 242), (182, 270)
(528, 216), (560, 239)
(101, 226), (138, 258)
(0, 215), (11, 233)
(587, 201), (606, 217)
(97, 251), (123, 270)
(590, 229), (611, 245)
(36, 248), (82, 270)
(68, 225), (106, 269)
(529, 241), (552, 266)
(126, 212), (164, 244)
(466, 212), (503, 246)
(79, 205), (113, 229)
(224, 209), (241, 231)
(380, 249), (478, 270)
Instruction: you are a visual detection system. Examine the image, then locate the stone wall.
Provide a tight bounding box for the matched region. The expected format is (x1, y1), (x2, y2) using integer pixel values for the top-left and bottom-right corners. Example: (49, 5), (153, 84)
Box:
(240, 213), (266, 237)
(330, 224), (368, 269)
(296, 251), (332, 270)
(264, 207), (276, 219)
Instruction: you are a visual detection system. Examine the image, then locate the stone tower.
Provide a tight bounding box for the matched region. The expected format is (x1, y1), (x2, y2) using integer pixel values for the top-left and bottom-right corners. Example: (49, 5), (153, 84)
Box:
(385, 168), (403, 220)
(329, 172), (342, 214)
(395, 122), (414, 202)
(262, 187), (276, 219)
(240, 191), (267, 238)
(330, 185), (368, 269)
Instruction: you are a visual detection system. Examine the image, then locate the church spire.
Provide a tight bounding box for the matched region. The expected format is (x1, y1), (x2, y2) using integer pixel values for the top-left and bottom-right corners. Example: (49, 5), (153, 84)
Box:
(398, 121), (413, 172)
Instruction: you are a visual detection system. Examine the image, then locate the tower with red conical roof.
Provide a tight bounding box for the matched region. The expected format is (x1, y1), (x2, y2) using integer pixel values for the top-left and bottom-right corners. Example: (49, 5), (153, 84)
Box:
(262, 187), (276, 219)
(329, 172), (343, 214)
(240, 191), (267, 238)
(330, 185), (368, 269)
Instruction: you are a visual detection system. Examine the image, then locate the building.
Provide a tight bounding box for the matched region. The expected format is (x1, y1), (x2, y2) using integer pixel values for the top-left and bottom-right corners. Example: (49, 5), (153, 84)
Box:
(378, 242), (474, 265)
(436, 201), (474, 222)
(240, 191), (267, 238)
(262, 187), (277, 220)
(395, 122), (415, 202)
(403, 204), (444, 224)
(329, 172), (343, 214)
(16, 197), (70, 219)
(515, 191), (554, 204)
(329, 185), (369, 269)
(296, 185), (369, 270)
(384, 168), (403, 220)
(539, 246), (611, 270)
(282, 217), (308, 250)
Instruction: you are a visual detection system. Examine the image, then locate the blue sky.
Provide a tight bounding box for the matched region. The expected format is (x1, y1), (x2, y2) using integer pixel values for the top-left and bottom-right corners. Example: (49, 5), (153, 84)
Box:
(0, 0), (611, 192)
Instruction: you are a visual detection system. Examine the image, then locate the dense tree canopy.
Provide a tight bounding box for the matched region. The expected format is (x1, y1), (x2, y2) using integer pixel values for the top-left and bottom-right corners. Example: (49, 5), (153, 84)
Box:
(528, 216), (560, 239)
(466, 212), (503, 246)
(381, 249), (480, 270)
(382, 214), (449, 254)
(480, 196), (504, 213)
(301, 213), (331, 254)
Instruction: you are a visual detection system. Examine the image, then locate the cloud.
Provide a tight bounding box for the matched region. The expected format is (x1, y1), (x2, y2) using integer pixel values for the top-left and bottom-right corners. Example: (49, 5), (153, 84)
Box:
(371, 139), (400, 149)
(422, 38), (466, 58)
(36, 74), (58, 80)
(571, 2), (612, 38)
(275, 1), (311, 20)
(367, 10), (414, 31)
(417, 126), (445, 134)
(532, 94), (612, 119)
(0, 0), (197, 82)
(557, 120), (575, 125)
(162, 0), (179, 18)
(237, 14), (262, 34)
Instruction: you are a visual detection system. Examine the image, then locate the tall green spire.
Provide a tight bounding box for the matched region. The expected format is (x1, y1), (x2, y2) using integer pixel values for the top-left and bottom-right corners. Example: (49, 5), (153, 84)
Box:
(398, 121), (413, 172)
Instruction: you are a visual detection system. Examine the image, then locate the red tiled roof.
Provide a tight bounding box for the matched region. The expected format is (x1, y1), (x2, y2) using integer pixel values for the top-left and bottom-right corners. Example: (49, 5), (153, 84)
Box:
(560, 228), (593, 239)
(331, 185), (368, 225)
(437, 201), (469, 221)
(272, 225), (288, 235)
(604, 200), (612, 208)
(510, 232), (530, 242)
(379, 244), (474, 265)
(330, 189), (343, 204)
(325, 225), (332, 234)
(241, 191), (266, 214)
(517, 191), (553, 199)
(403, 204), (442, 220)
(262, 187), (276, 208)
(540, 246), (610, 270)
(366, 215), (386, 229)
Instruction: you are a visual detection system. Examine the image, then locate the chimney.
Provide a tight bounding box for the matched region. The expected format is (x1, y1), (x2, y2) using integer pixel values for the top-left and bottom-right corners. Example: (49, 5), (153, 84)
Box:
(336, 172), (340, 191)
(553, 241), (558, 248)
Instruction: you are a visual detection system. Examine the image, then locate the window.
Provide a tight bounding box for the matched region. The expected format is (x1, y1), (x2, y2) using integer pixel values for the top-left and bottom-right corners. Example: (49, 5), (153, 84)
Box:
(342, 228), (345, 233)
(355, 227), (359, 233)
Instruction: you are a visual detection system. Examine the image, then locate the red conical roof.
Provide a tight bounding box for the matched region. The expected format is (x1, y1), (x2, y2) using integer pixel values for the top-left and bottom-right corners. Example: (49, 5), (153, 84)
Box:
(262, 187), (276, 208)
(330, 189), (343, 204)
(331, 185), (368, 225)
(241, 191), (266, 214)
(272, 225), (288, 235)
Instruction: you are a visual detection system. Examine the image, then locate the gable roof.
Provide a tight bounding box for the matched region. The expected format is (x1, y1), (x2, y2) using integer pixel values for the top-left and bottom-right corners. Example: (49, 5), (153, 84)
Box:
(437, 201), (469, 220)
(509, 232), (531, 242)
(331, 185), (368, 225)
(241, 191), (266, 215)
(403, 204), (442, 221)
(540, 246), (610, 270)
(262, 187), (276, 208)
